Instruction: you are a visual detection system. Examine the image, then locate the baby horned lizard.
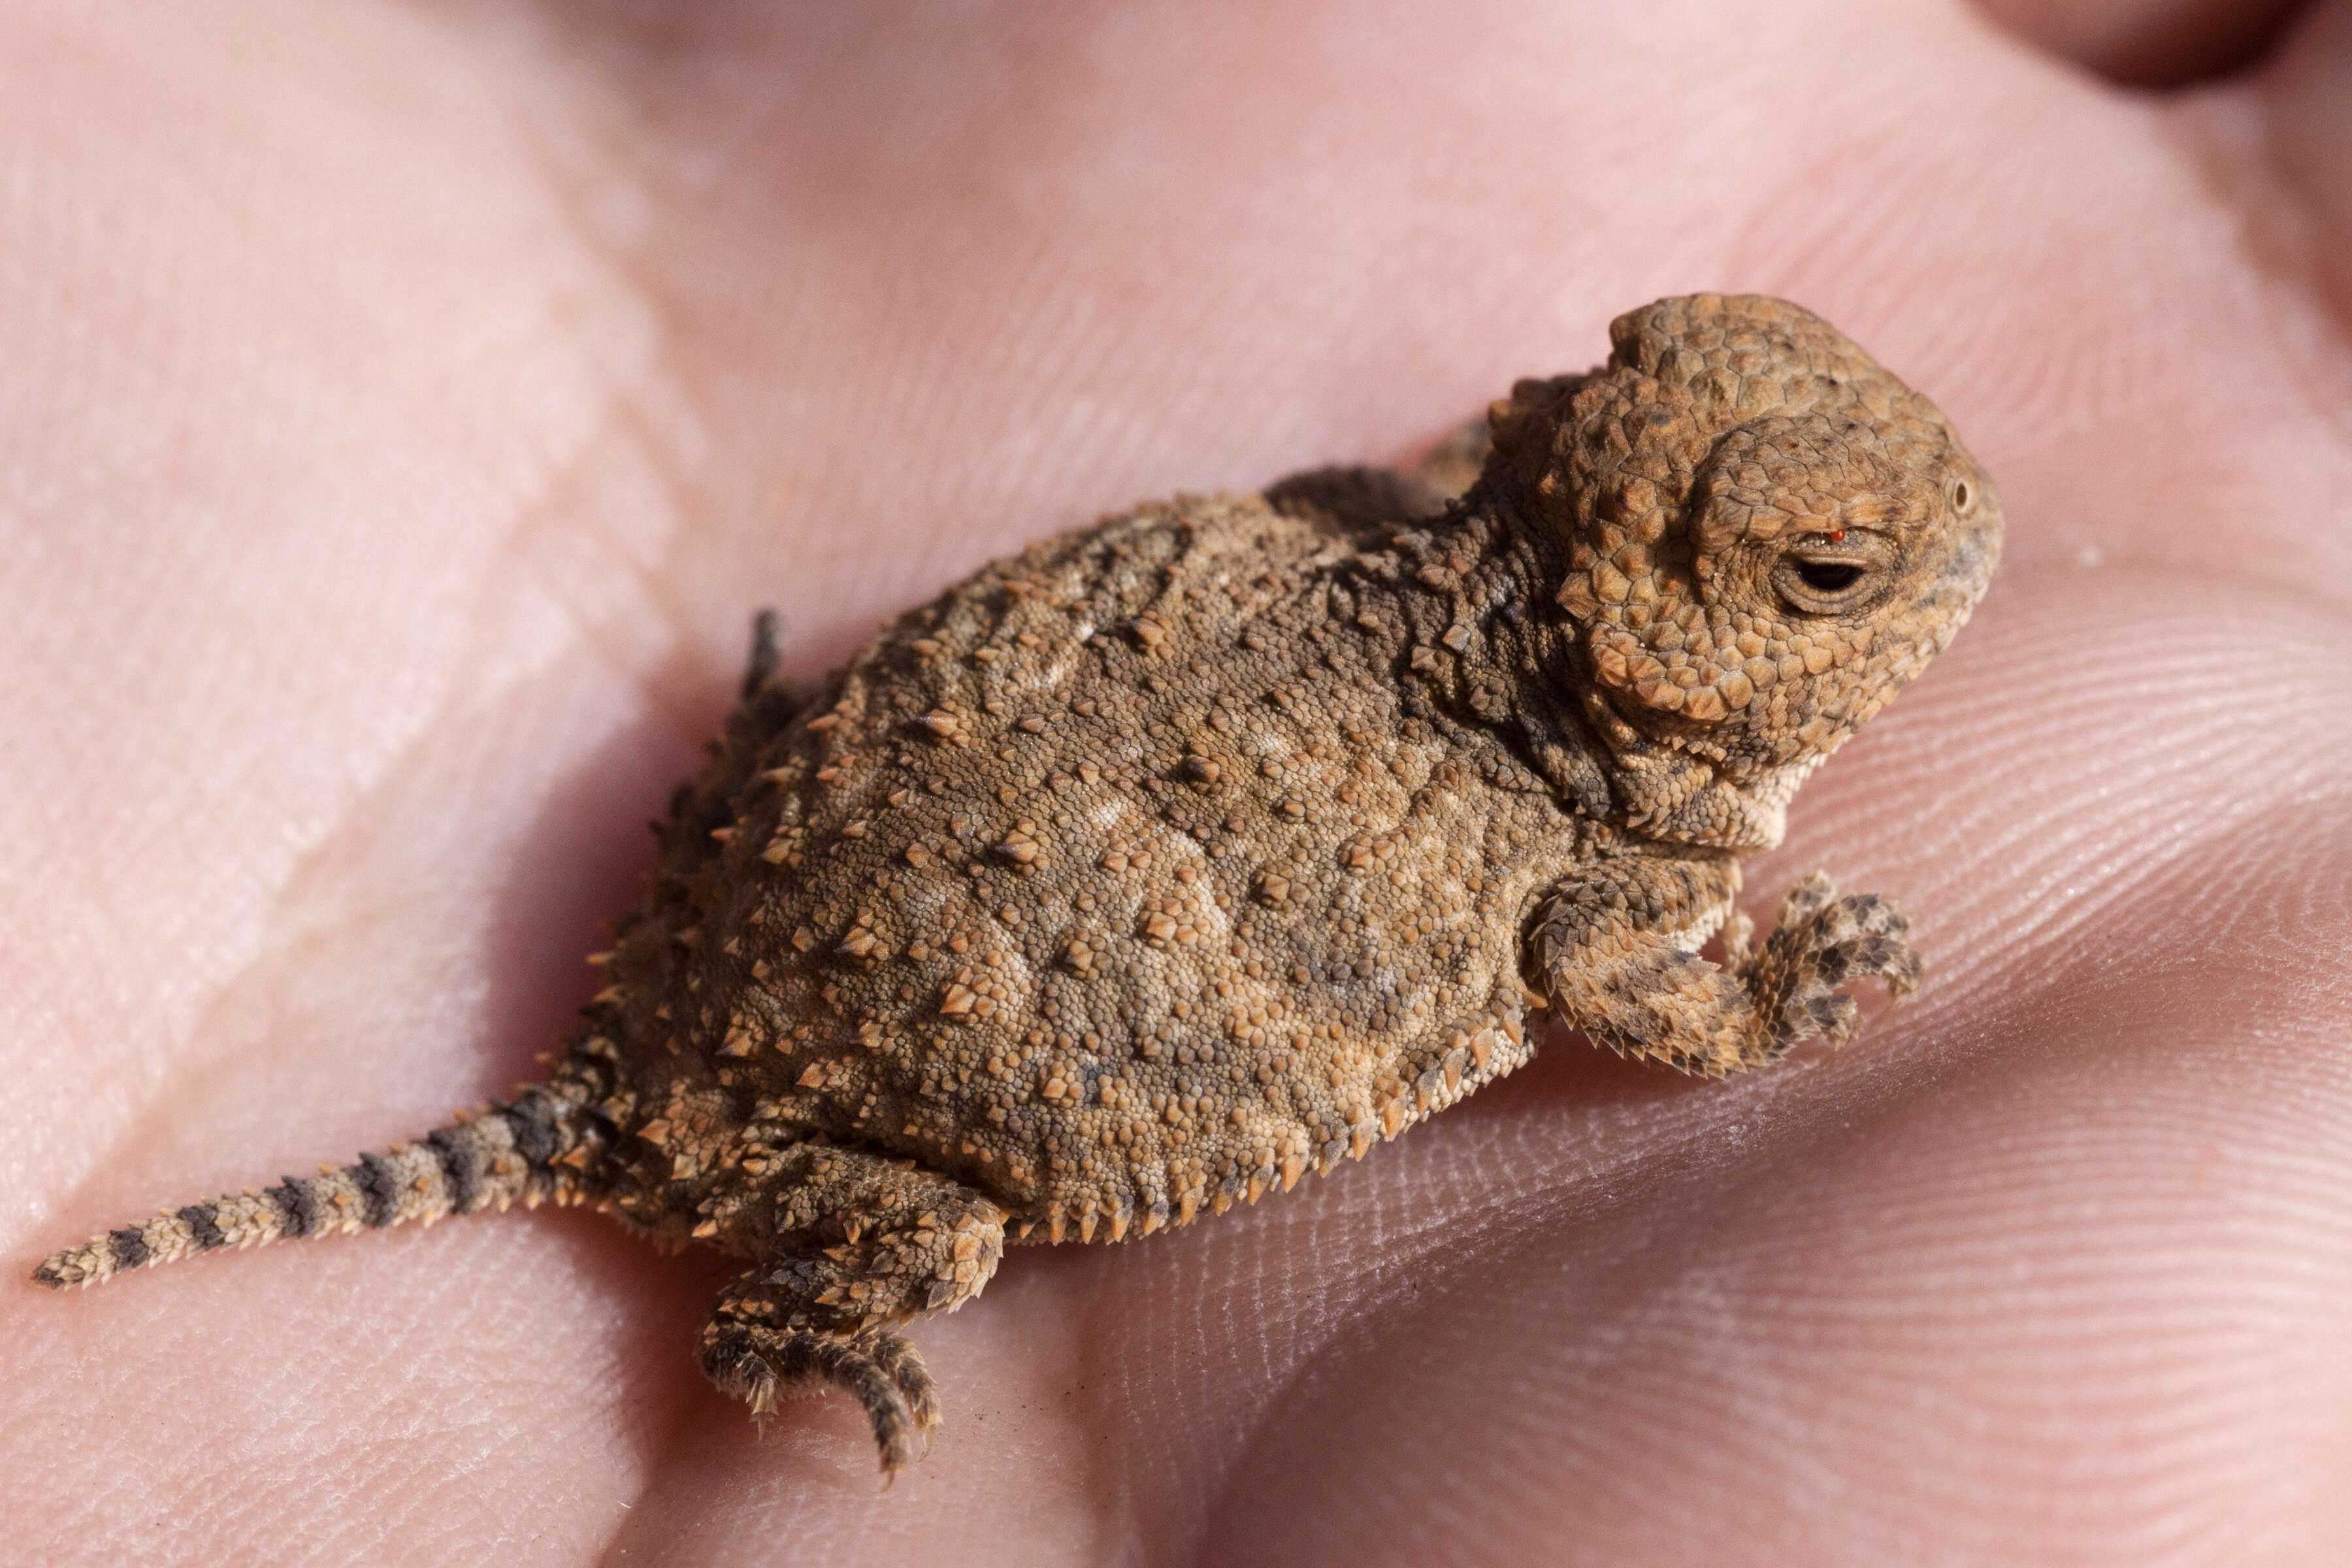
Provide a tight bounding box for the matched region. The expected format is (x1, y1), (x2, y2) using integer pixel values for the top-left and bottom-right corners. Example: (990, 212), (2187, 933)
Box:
(38, 295), (2000, 1471)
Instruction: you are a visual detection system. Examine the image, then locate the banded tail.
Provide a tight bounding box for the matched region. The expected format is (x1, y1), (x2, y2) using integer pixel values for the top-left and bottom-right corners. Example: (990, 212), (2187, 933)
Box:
(33, 1086), (583, 1289)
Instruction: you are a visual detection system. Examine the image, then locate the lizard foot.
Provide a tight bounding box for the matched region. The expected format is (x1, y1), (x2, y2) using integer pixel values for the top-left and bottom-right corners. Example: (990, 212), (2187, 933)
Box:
(1744, 871), (1920, 1053)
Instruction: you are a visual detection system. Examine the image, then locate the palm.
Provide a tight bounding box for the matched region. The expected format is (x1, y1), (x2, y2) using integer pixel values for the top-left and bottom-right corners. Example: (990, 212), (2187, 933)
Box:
(7, 3), (2351, 1563)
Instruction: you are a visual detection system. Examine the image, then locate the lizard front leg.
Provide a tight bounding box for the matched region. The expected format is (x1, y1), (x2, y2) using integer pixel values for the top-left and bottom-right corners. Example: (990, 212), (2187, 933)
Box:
(1531, 856), (1919, 1076)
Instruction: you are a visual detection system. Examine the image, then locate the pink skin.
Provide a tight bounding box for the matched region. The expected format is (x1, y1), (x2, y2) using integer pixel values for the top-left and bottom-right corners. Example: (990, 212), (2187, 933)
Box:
(5, 2), (2351, 1563)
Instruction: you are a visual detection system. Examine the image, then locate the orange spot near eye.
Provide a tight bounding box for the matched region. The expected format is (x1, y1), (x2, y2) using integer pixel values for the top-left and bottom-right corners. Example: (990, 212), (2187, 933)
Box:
(1828, 530), (1846, 542)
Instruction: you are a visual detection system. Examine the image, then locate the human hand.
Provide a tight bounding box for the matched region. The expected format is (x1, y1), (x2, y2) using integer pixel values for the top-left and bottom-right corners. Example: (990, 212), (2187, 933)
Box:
(6, 3), (2349, 1562)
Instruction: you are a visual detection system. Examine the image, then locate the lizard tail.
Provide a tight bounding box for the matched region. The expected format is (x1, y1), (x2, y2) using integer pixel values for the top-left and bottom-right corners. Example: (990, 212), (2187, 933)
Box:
(32, 1084), (589, 1289)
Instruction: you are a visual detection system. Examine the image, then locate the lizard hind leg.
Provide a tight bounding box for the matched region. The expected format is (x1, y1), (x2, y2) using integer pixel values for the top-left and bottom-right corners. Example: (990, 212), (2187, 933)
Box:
(700, 1279), (945, 1473)
(696, 1145), (1005, 1472)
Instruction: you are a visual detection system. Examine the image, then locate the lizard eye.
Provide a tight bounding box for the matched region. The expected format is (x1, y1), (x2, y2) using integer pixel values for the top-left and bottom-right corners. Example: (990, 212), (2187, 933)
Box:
(1950, 478), (1974, 513)
(1772, 536), (1887, 615)
(1794, 561), (1864, 592)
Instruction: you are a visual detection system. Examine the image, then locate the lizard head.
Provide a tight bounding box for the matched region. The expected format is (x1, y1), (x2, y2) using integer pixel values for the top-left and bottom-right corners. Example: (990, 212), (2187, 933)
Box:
(1496, 293), (2001, 814)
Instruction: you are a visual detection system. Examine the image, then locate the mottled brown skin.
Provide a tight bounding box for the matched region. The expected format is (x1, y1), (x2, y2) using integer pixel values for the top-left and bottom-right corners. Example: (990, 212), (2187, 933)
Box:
(36, 294), (2001, 1474)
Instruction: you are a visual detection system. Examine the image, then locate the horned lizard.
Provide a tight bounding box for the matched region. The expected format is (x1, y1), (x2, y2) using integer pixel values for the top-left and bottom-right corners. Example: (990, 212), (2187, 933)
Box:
(36, 295), (2001, 1472)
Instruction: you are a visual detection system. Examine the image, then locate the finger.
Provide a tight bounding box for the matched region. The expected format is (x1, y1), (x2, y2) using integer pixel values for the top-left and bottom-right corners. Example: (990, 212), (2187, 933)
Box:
(1971, 0), (2317, 85)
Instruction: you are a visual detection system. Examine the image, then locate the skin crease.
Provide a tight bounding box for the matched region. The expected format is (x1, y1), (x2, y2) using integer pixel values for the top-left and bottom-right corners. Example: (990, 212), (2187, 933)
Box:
(1974, 0), (2317, 83)
(3, 0), (2352, 1563)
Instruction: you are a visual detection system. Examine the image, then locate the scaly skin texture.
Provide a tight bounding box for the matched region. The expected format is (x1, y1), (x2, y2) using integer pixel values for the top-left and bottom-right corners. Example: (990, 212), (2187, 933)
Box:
(35, 293), (1999, 1473)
